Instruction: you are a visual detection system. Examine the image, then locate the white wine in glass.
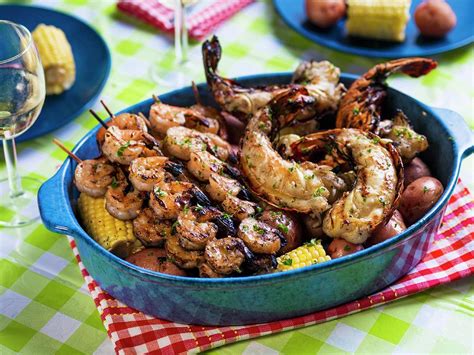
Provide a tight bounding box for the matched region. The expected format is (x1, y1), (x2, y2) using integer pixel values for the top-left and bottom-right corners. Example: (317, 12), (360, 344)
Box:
(0, 20), (46, 227)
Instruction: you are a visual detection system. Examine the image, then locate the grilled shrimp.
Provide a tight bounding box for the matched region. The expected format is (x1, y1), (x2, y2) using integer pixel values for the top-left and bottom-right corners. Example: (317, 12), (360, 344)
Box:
(240, 88), (347, 214)
(202, 36), (344, 121)
(164, 126), (231, 161)
(166, 233), (204, 269)
(149, 98), (220, 136)
(105, 169), (144, 220)
(290, 128), (403, 244)
(186, 150), (226, 182)
(129, 156), (170, 191)
(102, 126), (159, 165)
(97, 112), (149, 144)
(176, 207), (218, 250)
(149, 180), (195, 220)
(222, 195), (257, 221)
(336, 58), (437, 133)
(132, 208), (172, 246)
(74, 157), (115, 197)
(206, 172), (247, 202)
(204, 237), (246, 275)
(237, 217), (281, 254)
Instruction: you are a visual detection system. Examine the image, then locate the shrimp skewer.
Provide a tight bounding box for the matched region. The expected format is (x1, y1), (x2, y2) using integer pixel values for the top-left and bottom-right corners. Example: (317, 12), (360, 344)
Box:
(53, 139), (116, 198)
(149, 95), (221, 137)
(105, 168), (144, 220)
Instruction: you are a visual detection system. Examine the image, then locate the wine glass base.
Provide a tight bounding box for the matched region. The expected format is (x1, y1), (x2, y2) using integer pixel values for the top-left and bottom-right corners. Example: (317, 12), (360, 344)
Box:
(149, 61), (194, 91)
(0, 176), (42, 228)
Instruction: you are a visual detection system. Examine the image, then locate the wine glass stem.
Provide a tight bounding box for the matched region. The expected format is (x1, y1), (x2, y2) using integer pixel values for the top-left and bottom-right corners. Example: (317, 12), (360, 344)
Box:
(2, 137), (24, 198)
(174, 0), (188, 64)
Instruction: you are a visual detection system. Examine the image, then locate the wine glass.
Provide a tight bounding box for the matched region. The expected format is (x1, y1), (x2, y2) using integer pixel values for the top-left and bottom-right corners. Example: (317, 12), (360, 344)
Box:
(151, 0), (199, 89)
(0, 20), (46, 227)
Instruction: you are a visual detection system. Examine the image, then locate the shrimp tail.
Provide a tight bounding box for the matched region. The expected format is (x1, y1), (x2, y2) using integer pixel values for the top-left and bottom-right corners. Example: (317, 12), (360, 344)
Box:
(202, 35), (222, 86)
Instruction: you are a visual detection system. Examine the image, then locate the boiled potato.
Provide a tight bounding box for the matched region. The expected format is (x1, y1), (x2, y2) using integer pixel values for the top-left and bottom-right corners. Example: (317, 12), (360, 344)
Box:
(404, 157), (432, 187)
(259, 209), (302, 255)
(414, 0), (456, 38)
(328, 238), (363, 259)
(306, 0), (346, 28)
(370, 210), (407, 245)
(126, 248), (187, 276)
(399, 176), (444, 225)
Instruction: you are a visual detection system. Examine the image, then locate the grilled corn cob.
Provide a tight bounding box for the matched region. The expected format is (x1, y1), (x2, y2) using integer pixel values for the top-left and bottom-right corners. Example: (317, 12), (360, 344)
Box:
(346, 0), (411, 42)
(277, 239), (330, 271)
(77, 193), (143, 258)
(32, 24), (76, 95)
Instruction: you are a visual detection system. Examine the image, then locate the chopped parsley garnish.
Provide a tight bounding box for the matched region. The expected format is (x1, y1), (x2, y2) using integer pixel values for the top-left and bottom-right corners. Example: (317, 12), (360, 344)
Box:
(270, 210), (282, 217)
(304, 174), (315, 180)
(255, 206), (263, 214)
(110, 176), (119, 189)
(153, 186), (167, 198)
(282, 258), (293, 266)
(183, 205), (189, 213)
(222, 213), (232, 220)
(313, 187), (326, 198)
(242, 225), (249, 232)
(277, 223), (289, 234)
(371, 137), (380, 144)
(352, 108), (360, 115)
(253, 224), (265, 235)
(423, 186), (430, 193)
(195, 204), (204, 212)
(344, 245), (351, 251)
(171, 221), (180, 234)
(379, 197), (386, 207)
(117, 141), (131, 157)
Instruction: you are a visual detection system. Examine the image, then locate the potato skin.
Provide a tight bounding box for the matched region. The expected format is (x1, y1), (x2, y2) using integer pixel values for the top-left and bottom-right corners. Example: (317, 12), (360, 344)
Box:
(305, 0), (346, 28)
(414, 0), (456, 37)
(404, 157), (432, 187)
(259, 209), (302, 255)
(126, 248), (187, 276)
(370, 210), (407, 245)
(399, 176), (444, 225)
(328, 238), (363, 259)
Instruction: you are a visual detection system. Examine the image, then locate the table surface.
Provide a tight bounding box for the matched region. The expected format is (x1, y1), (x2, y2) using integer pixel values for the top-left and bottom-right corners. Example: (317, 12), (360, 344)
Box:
(0, 0), (473, 354)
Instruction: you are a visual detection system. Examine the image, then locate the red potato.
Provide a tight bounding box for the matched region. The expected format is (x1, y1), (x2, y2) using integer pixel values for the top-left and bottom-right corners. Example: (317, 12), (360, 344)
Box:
(399, 176), (444, 225)
(259, 209), (302, 255)
(328, 238), (364, 259)
(126, 248), (187, 276)
(306, 0), (346, 28)
(370, 210), (407, 246)
(404, 157), (432, 187)
(414, 0), (457, 38)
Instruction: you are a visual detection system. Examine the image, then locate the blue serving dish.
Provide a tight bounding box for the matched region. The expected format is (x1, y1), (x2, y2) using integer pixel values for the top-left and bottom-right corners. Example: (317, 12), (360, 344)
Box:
(38, 74), (474, 325)
(273, 0), (474, 58)
(0, 4), (111, 142)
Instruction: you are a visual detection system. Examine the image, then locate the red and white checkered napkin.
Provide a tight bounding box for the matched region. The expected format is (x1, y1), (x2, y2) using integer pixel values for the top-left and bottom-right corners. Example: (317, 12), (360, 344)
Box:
(69, 180), (474, 354)
(116, 0), (254, 40)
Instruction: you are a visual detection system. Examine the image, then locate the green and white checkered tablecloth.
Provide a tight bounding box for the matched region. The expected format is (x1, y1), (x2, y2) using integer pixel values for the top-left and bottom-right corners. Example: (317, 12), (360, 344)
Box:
(0, 0), (473, 353)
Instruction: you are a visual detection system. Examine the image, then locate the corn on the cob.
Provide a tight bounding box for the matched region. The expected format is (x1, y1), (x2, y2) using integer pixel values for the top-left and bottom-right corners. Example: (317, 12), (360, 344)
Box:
(77, 193), (143, 258)
(277, 239), (331, 272)
(32, 24), (76, 95)
(346, 0), (411, 42)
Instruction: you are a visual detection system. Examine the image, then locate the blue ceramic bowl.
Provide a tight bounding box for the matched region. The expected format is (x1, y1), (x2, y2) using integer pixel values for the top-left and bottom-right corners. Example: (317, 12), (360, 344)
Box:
(38, 74), (474, 325)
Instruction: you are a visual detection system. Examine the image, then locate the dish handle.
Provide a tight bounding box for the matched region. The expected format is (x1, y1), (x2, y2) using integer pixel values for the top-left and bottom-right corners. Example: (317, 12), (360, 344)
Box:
(432, 107), (474, 159)
(38, 165), (83, 237)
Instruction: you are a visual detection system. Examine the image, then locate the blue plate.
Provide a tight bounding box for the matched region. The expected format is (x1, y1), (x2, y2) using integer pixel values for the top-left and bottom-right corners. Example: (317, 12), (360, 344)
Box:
(0, 4), (111, 142)
(273, 0), (474, 58)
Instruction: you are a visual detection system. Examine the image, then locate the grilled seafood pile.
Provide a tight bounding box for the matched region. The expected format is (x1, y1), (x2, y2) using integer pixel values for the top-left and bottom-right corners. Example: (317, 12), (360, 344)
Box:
(69, 37), (444, 278)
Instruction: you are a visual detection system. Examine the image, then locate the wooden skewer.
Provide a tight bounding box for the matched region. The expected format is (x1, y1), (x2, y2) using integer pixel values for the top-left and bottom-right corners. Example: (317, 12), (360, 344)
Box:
(152, 94), (161, 104)
(100, 100), (115, 119)
(89, 109), (108, 129)
(53, 139), (82, 164)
